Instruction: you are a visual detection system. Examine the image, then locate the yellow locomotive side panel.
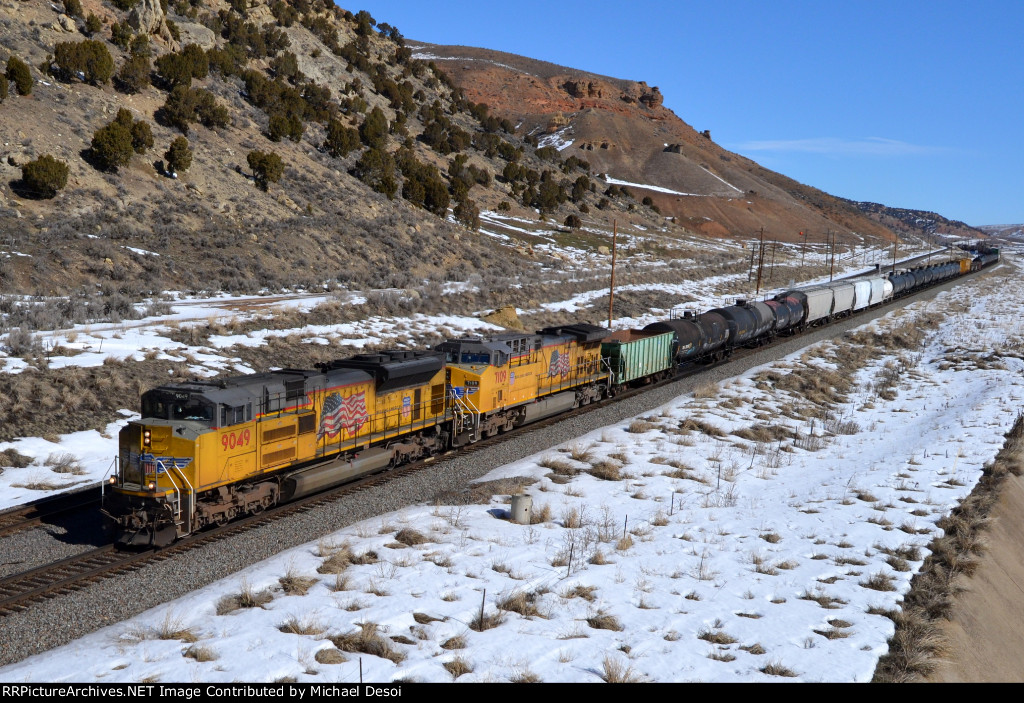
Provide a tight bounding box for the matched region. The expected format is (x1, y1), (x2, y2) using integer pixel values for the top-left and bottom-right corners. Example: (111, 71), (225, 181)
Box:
(373, 374), (447, 435)
(447, 362), (547, 414)
(205, 422), (257, 486)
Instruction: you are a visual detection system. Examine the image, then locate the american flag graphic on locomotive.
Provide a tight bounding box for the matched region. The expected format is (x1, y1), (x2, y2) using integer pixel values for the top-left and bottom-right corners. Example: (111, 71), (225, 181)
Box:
(317, 390), (369, 439)
(548, 349), (571, 377)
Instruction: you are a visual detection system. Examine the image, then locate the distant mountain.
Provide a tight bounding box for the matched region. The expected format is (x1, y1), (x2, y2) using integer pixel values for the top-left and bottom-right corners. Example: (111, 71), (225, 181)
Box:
(976, 223), (1024, 240)
(842, 200), (987, 244)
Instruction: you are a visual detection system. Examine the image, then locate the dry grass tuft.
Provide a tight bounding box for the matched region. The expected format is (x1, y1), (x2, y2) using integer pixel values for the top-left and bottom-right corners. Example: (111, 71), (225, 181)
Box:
(678, 418), (725, 437)
(813, 627), (851, 640)
(278, 614), (327, 636)
(443, 655), (473, 679)
(600, 655), (642, 683)
(394, 528), (429, 546)
(329, 622), (406, 665)
(530, 502), (553, 524)
(468, 610), (506, 632)
(698, 626), (738, 645)
(45, 452), (85, 475)
(760, 660), (798, 677)
(495, 590), (543, 618)
(627, 419), (659, 434)
(279, 570), (318, 596)
(0, 448), (32, 468)
(509, 667), (542, 683)
(216, 583), (274, 615)
(586, 609), (624, 631)
(587, 460), (622, 481)
(538, 456), (581, 477)
(799, 589), (848, 610)
(562, 584), (598, 602)
(860, 572), (897, 592)
(441, 635), (467, 650)
(183, 644), (218, 662)
(314, 648), (348, 665)
(155, 613), (199, 643)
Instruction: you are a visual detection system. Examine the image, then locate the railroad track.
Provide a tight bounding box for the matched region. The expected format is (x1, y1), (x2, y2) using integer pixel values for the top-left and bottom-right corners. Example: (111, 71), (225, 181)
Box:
(0, 486), (102, 539)
(0, 261), (993, 617)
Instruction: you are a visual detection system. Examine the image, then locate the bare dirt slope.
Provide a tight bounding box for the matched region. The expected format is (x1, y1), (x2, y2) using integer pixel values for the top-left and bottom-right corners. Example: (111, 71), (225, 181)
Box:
(928, 471), (1024, 682)
(412, 43), (985, 244)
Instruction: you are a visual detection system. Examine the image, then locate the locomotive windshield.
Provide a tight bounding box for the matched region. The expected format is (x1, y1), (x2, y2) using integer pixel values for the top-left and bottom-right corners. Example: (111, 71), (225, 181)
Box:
(141, 391), (214, 425)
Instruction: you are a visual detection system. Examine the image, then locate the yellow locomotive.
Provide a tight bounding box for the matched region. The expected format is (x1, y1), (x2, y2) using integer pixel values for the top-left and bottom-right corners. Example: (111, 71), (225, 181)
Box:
(436, 324), (609, 445)
(105, 350), (448, 546)
(106, 325), (611, 546)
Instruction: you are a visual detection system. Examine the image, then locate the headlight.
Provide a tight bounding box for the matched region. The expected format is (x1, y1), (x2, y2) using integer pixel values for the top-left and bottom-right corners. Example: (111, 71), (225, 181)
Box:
(147, 481), (156, 491)
(143, 430), (152, 447)
(109, 476), (116, 485)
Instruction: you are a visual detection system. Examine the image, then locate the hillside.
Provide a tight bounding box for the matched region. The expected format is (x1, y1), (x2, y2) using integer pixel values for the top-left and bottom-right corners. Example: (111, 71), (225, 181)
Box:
(409, 43), (986, 247)
(0, 0), (984, 316)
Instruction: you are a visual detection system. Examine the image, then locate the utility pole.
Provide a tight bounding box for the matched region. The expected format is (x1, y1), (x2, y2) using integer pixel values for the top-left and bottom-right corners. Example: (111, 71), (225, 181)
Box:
(607, 220), (617, 329)
(800, 230), (806, 270)
(755, 227), (765, 295)
(828, 229), (836, 281)
(768, 240), (777, 282)
(747, 238), (757, 281)
(891, 233), (898, 273)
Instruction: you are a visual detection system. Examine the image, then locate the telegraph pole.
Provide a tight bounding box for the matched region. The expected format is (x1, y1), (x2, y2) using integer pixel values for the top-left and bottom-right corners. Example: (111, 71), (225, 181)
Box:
(607, 220), (617, 329)
(800, 230), (807, 270)
(769, 239), (777, 282)
(828, 229), (836, 281)
(755, 227), (765, 295)
(891, 233), (898, 273)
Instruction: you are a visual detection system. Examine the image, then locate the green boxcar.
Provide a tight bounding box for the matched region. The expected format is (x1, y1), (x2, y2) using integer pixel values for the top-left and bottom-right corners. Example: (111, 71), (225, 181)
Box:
(602, 329), (675, 386)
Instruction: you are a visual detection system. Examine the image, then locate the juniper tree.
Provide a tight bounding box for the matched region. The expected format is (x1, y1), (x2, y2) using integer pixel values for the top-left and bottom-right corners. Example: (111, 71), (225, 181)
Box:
(164, 136), (192, 174)
(21, 155), (69, 198)
(6, 56), (32, 96)
(247, 150), (284, 191)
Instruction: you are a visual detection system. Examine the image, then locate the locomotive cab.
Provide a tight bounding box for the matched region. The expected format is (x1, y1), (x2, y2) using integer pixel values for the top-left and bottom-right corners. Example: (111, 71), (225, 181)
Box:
(107, 386), (220, 546)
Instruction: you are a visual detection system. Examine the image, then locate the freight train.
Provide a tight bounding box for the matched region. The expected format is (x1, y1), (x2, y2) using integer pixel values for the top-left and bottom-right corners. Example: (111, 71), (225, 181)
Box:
(104, 250), (999, 546)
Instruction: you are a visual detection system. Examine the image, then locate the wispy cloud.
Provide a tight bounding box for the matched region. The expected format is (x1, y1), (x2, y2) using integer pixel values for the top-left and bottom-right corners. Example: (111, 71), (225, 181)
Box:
(732, 136), (946, 156)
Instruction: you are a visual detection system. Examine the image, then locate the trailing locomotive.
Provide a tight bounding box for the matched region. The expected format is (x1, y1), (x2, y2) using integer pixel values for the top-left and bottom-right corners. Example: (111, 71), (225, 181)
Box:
(104, 249), (998, 546)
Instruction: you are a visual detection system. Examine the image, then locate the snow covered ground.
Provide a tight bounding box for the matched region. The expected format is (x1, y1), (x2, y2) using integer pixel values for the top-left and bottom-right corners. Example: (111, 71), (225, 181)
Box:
(0, 249), (1018, 683)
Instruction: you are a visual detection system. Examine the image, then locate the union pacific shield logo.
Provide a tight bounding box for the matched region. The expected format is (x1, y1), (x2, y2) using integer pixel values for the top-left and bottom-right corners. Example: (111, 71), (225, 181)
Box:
(318, 391), (369, 439)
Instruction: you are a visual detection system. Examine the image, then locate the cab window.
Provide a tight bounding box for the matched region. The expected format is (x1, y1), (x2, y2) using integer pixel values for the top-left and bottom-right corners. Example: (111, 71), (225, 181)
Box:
(171, 401), (213, 424)
(460, 352), (490, 364)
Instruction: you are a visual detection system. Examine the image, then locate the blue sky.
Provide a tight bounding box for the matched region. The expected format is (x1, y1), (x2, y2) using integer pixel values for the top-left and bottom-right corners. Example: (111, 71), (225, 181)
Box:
(346, 1), (1022, 226)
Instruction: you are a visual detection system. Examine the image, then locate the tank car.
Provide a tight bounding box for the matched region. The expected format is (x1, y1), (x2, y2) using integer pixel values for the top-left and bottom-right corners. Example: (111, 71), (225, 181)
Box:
(643, 309), (730, 364)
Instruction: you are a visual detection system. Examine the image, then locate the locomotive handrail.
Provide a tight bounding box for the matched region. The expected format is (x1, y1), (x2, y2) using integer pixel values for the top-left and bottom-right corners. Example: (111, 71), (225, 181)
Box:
(162, 469), (184, 528)
(173, 467), (195, 537)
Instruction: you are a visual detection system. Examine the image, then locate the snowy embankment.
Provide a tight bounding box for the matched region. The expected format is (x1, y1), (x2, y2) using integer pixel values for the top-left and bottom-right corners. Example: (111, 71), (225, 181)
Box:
(0, 255), (1019, 683)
